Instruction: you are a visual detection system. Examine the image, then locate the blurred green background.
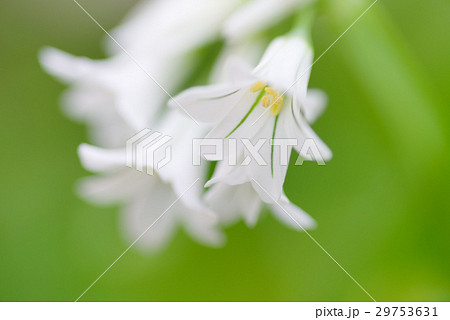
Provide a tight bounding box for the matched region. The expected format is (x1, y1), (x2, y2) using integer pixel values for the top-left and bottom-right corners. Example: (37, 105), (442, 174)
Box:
(0, 0), (449, 301)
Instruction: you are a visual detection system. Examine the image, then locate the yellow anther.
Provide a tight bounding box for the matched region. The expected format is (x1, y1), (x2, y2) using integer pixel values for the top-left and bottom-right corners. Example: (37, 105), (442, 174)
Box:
(256, 85), (284, 116)
(265, 87), (276, 95)
(250, 81), (267, 93)
(272, 94), (284, 106)
(262, 95), (271, 108)
(271, 92), (279, 102)
(269, 95), (284, 116)
(270, 103), (283, 116)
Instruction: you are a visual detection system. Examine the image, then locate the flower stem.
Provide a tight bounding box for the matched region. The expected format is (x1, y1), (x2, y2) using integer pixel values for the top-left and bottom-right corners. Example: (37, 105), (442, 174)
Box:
(290, 3), (317, 42)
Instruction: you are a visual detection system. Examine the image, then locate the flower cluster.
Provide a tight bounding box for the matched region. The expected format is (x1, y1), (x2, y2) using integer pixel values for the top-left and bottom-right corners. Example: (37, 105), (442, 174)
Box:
(40, 0), (331, 251)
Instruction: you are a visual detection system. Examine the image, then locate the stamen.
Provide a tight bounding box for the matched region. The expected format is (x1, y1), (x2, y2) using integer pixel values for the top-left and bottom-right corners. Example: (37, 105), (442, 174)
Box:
(250, 81), (267, 93)
(262, 96), (271, 108)
(265, 87), (276, 95)
(270, 95), (284, 116)
(270, 103), (282, 116)
(272, 92), (280, 103)
(254, 85), (284, 116)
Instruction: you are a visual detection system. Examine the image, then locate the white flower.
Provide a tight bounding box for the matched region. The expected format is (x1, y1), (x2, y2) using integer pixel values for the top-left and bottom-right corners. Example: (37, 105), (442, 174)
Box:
(106, 0), (245, 57)
(39, 49), (190, 145)
(77, 111), (225, 250)
(78, 168), (224, 251)
(172, 35), (332, 203)
(40, 0), (258, 250)
(203, 87), (327, 230)
(39, 0), (246, 146)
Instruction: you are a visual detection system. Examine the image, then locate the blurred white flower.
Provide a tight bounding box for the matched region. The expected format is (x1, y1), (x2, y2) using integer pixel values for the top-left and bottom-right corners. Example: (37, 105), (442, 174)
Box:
(77, 111), (225, 250)
(39, 0), (253, 250)
(78, 167), (224, 251)
(39, 47), (197, 146)
(39, 0), (247, 147)
(106, 0), (245, 57)
(172, 35), (332, 203)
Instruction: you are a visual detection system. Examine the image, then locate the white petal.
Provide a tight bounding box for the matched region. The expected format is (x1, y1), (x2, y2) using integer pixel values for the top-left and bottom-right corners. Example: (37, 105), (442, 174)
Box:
(41, 49), (166, 130)
(170, 82), (252, 124)
(204, 183), (242, 225)
(205, 154), (250, 187)
(223, 0), (312, 43)
(121, 179), (178, 251)
(78, 144), (126, 172)
(303, 89), (328, 124)
(205, 105), (274, 188)
(254, 36), (313, 94)
(61, 86), (113, 122)
(212, 54), (258, 84)
(122, 175), (224, 250)
(205, 183), (262, 227)
(205, 89), (268, 140)
(206, 103), (287, 202)
(76, 170), (153, 205)
(286, 97), (333, 161)
(246, 117), (285, 202)
(181, 207), (226, 247)
(88, 57), (166, 130)
(107, 0), (243, 57)
(151, 111), (210, 211)
(61, 88), (133, 148)
(269, 194), (317, 230)
(39, 47), (96, 83)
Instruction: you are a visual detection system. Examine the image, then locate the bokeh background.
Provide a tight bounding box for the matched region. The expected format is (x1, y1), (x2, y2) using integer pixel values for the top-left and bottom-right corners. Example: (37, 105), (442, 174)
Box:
(1, 0), (449, 301)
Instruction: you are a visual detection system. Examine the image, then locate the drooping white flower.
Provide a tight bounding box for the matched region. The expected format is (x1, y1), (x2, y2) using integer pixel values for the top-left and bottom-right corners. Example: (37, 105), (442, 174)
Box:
(39, 0), (247, 146)
(172, 35), (332, 203)
(78, 167), (224, 250)
(77, 111), (225, 250)
(106, 0), (245, 57)
(39, 49), (192, 145)
(40, 0), (257, 250)
(203, 88), (328, 229)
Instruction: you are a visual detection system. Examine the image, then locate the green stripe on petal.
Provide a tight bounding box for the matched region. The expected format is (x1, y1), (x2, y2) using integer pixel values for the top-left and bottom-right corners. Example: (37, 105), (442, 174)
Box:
(205, 89), (240, 101)
(271, 115), (279, 177)
(224, 87), (266, 139)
